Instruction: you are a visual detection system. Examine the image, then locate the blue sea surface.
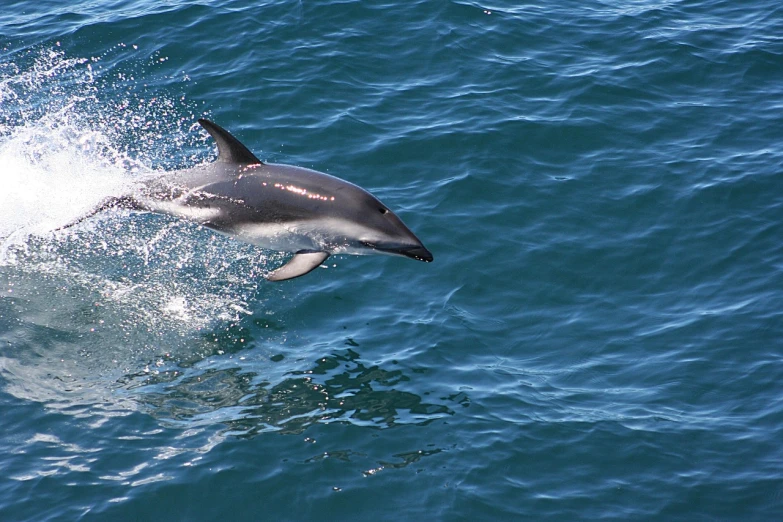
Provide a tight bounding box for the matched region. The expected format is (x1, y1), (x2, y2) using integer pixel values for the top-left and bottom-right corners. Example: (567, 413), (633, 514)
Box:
(1, 0), (783, 520)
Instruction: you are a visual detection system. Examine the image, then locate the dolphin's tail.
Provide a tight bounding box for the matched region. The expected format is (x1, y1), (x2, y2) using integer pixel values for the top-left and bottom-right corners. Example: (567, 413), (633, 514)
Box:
(55, 195), (144, 231)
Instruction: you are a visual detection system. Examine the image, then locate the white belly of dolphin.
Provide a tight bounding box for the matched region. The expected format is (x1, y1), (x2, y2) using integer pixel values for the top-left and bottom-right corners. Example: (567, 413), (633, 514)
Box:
(231, 220), (376, 255)
(155, 202), (223, 223)
(231, 222), (321, 252)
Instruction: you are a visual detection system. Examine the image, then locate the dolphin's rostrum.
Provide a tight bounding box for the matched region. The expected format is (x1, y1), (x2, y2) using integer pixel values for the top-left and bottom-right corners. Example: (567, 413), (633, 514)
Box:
(67, 119), (433, 281)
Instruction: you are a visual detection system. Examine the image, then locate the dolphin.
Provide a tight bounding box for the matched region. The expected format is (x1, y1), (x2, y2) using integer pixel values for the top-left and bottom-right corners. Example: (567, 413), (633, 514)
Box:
(64, 119), (433, 281)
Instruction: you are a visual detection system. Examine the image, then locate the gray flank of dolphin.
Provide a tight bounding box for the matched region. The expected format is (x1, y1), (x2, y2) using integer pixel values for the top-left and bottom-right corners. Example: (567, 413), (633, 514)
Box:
(61, 119), (433, 281)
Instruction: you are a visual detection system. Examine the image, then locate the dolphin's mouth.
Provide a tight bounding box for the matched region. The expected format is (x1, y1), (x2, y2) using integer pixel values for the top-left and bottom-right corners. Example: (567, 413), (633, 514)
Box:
(400, 245), (434, 263)
(364, 242), (433, 262)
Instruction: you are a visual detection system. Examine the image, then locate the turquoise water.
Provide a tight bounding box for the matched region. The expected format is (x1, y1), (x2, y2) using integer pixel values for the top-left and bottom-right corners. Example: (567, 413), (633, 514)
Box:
(2, 0), (783, 519)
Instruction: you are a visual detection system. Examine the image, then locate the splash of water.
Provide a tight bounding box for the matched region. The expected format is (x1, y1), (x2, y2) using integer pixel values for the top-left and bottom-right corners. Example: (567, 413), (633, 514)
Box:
(0, 46), (204, 243)
(0, 46), (278, 412)
(0, 121), (135, 239)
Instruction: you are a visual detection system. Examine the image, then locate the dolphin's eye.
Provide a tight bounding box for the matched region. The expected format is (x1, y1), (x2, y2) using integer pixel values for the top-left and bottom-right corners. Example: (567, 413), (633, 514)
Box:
(379, 207), (388, 214)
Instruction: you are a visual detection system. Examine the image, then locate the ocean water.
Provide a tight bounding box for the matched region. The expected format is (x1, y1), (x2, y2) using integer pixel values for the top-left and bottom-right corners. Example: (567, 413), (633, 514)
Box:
(1, 0), (782, 519)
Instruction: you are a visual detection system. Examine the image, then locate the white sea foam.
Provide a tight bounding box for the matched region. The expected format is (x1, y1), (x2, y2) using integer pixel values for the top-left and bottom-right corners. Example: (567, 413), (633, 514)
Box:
(0, 121), (136, 240)
(0, 48), (273, 407)
(0, 48), (152, 244)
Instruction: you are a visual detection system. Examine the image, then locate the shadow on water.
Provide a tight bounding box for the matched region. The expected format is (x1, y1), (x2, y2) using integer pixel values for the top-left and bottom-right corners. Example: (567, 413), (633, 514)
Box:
(0, 227), (453, 435)
(133, 347), (454, 436)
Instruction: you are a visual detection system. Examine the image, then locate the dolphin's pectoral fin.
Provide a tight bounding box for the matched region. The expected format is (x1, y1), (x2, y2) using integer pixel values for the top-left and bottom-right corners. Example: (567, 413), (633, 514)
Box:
(266, 251), (330, 282)
(55, 195), (143, 231)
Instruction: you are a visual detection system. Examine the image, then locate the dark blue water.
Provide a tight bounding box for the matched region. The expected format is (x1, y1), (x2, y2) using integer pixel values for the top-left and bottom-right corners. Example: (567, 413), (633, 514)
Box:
(2, 1), (783, 520)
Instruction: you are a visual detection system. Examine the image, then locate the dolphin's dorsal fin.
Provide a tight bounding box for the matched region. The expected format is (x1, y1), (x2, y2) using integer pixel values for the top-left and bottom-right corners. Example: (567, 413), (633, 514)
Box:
(198, 119), (263, 165)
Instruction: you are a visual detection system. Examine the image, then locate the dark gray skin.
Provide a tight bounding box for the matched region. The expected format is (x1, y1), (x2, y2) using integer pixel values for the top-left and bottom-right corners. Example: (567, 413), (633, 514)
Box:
(67, 119), (432, 281)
